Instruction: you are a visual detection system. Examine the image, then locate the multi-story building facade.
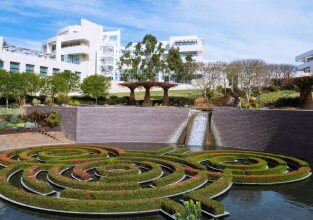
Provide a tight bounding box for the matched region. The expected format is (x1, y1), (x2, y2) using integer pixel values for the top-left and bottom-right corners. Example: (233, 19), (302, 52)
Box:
(295, 50), (313, 74)
(0, 19), (204, 82)
(0, 19), (121, 81)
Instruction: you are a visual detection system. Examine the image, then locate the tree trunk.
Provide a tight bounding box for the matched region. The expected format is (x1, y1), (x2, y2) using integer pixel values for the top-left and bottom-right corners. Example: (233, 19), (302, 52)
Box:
(231, 75), (234, 92)
(162, 88), (170, 106)
(95, 97), (98, 105)
(6, 98), (9, 109)
(300, 85), (313, 109)
(129, 88), (136, 105)
(143, 87), (152, 107)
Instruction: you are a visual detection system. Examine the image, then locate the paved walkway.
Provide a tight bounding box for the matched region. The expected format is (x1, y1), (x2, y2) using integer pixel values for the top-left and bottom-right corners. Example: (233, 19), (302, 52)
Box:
(0, 132), (73, 151)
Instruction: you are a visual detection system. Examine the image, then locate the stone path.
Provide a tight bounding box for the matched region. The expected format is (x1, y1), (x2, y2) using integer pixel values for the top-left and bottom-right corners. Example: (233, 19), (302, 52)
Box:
(0, 132), (73, 151)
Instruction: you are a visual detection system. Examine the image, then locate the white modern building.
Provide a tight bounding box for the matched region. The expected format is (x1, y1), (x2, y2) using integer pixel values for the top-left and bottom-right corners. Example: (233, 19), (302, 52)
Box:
(163, 35), (204, 62)
(0, 19), (204, 82)
(0, 19), (121, 81)
(295, 50), (313, 74)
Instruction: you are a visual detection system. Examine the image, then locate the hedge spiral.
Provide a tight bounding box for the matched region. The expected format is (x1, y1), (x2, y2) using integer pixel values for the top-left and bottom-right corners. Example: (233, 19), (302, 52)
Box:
(0, 145), (310, 217)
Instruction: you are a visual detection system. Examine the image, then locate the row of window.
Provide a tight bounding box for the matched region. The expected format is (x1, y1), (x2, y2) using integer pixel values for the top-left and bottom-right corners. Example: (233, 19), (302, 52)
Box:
(174, 41), (198, 46)
(0, 61), (80, 78)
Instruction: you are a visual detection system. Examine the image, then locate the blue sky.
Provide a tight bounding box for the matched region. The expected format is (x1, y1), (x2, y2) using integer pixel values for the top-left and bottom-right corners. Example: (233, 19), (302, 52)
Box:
(0, 0), (312, 64)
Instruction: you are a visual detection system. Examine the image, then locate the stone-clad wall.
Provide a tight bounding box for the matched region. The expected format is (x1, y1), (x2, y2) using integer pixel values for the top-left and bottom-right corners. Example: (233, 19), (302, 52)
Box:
(75, 107), (190, 143)
(212, 108), (313, 161)
(26, 106), (190, 144)
(26, 106), (77, 140)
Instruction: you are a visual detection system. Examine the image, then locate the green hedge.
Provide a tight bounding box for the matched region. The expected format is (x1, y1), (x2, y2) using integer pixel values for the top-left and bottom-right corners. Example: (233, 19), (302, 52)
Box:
(48, 166), (139, 190)
(22, 166), (53, 194)
(61, 172), (208, 200)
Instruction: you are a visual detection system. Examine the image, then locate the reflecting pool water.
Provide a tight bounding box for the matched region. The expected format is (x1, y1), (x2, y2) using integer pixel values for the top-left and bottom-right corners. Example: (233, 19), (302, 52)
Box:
(0, 143), (312, 220)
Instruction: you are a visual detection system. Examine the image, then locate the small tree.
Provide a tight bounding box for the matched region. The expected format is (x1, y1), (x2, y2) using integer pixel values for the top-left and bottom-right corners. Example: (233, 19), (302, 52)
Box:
(81, 74), (111, 105)
(40, 75), (68, 103)
(193, 62), (224, 98)
(20, 72), (41, 96)
(0, 70), (16, 108)
(237, 59), (267, 103)
(55, 71), (80, 95)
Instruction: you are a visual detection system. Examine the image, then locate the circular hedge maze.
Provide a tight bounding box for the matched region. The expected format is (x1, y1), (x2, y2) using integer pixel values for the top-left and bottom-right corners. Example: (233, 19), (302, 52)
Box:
(0, 145), (311, 218)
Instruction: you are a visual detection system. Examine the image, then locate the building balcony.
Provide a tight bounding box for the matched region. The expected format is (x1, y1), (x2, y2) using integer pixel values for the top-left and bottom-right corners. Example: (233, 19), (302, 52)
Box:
(297, 60), (313, 71)
(296, 49), (313, 62)
(62, 45), (89, 55)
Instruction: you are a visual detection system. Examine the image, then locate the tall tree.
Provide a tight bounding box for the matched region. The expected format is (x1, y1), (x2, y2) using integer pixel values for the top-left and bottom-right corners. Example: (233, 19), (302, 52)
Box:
(118, 42), (140, 81)
(166, 47), (184, 82)
(81, 75), (111, 105)
(182, 53), (198, 84)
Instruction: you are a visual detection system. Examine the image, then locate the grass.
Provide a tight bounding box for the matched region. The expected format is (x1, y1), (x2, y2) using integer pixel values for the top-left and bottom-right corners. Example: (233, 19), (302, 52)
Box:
(110, 89), (202, 100)
(259, 90), (299, 106)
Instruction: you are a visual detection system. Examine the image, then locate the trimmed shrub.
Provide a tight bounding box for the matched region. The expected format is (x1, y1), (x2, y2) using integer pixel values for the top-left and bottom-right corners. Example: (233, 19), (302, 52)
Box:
(45, 110), (61, 127)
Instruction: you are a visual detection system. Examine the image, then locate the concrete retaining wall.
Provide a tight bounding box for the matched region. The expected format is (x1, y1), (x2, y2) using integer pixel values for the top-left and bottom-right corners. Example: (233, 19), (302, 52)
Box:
(212, 108), (313, 161)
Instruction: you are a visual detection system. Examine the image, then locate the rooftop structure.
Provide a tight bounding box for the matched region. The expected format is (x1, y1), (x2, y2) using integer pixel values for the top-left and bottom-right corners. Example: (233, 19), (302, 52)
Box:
(295, 49), (313, 74)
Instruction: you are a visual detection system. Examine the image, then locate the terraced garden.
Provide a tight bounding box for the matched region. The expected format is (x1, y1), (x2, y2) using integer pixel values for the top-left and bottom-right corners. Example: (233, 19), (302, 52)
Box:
(0, 145), (311, 219)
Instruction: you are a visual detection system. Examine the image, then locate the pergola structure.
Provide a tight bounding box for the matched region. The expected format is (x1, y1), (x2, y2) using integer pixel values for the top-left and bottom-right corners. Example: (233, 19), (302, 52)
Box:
(285, 76), (313, 109)
(119, 82), (177, 107)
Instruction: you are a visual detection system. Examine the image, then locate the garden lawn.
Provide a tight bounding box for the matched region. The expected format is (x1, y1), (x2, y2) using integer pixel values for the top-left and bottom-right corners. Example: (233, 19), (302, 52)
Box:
(110, 89), (201, 100)
(259, 90), (299, 106)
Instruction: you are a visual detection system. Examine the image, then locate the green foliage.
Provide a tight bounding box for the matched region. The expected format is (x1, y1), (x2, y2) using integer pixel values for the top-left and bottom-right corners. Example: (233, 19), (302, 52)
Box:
(20, 72), (41, 96)
(40, 75), (68, 100)
(55, 93), (70, 105)
(167, 47), (184, 82)
(45, 110), (61, 127)
(55, 71), (80, 93)
(119, 34), (166, 81)
(32, 98), (41, 106)
(81, 75), (110, 104)
(68, 100), (80, 106)
(44, 97), (53, 106)
(274, 97), (300, 108)
(23, 111), (47, 124)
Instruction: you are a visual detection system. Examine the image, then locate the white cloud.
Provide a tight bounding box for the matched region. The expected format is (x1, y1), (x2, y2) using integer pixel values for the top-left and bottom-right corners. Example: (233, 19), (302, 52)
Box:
(0, 0), (312, 63)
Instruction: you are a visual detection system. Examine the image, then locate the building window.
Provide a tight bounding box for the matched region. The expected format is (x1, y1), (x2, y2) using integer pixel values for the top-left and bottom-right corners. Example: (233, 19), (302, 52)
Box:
(61, 55), (80, 64)
(10, 62), (20, 72)
(26, 64), (35, 73)
(304, 67), (311, 73)
(75, 71), (81, 80)
(174, 40), (197, 46)
(53, 68), (60, 75)
(40, 66), (48, 77)
(0, 60), (3, 70)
